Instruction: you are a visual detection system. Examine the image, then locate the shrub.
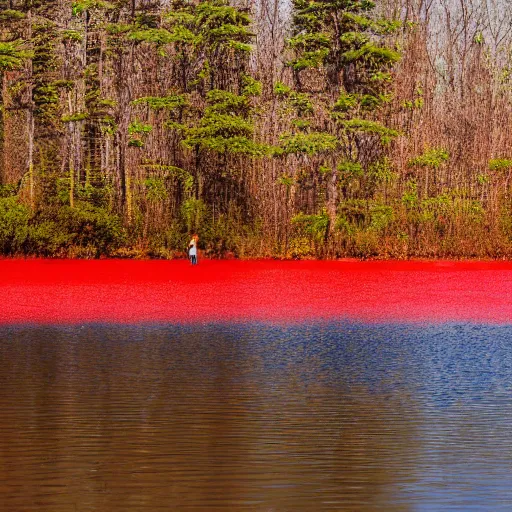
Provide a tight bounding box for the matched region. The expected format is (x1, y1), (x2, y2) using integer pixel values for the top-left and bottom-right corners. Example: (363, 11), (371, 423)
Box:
(0, 197), (30, 255)
(33, 202), (125, 256)
(57, 202), (125, 255)
(181, 198), (207, 234)
(25, 221), (73, 256)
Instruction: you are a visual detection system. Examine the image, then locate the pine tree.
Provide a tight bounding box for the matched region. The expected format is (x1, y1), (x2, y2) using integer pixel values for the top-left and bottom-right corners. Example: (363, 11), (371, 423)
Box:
(283, 0), (401, 241)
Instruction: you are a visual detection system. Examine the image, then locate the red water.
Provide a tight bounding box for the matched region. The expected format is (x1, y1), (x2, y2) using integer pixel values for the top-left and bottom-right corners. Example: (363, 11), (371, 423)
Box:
(1, 259), (511, 324)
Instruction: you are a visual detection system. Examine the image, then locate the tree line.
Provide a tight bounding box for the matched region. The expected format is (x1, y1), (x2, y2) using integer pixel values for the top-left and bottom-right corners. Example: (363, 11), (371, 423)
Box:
(1, 0), (512, 259)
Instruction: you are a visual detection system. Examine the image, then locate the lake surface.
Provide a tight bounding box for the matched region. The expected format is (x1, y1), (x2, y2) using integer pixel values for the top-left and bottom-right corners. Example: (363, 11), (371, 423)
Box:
(1, 322), (512, 511)
(3, 259), (512, 323)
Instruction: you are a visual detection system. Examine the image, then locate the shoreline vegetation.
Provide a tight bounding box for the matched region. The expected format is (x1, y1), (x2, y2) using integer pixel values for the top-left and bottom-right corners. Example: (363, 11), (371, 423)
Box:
(2, 1), (512, 260)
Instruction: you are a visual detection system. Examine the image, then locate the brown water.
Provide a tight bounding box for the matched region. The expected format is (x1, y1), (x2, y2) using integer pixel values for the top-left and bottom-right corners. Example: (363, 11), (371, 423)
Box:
(1, 323), (512, 511)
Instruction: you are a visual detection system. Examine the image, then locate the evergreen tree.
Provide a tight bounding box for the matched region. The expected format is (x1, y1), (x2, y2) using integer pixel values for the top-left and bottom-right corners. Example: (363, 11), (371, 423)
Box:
(283, 0), (401, 241)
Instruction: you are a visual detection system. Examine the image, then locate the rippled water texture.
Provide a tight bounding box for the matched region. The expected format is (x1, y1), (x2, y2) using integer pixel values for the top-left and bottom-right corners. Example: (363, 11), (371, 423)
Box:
(1, 323), (512, 511)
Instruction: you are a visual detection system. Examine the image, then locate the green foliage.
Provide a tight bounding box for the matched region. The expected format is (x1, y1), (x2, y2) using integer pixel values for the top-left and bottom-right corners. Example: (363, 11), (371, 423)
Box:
(402, 180), (418, 209)
(168, 25), (197, 45)
(474, 32), (484, 45)
(288, 92), (314, 115)
(341, 119), (399, 143)
(338, 160), (363, 188)
(0, 184), (17, 198)
(361, 93), (391, 110)
(163, 7), (198, 49)
(333, 93), (359, 112)
(277, 174), (295, 187)
(489, 159), (512, 172)
(72, 0), (114, 16)
(31, 21), (61, 124)
(402, 86), (424, 110)
(165, 120), (186, 132)
(0, 197), (30, 255)
(128, 120), (153, 135)
(289, 0), (400, 80)
(334, 199), (395, 252)
(181, 198), (207, 233)
(342, 43), (400, 66)
(317, 163), (334, 175)
(194, 1), (253, 53)
(338, 160), (363, 175)
(287, 32), (331, 67)
(165, 10), (197, 26)
(0, 10), (25, 21)
(106, 23), (132, 35)
(418, 193), (451, 223)
(280, 132), (338, 155)
(143, 178), (168, 202)
(477, 174), (490, 185)
(61, 30), (83, 42)
(61, 112), (89, 122)
(129, 28), (175, 46)
(369, 203), (394, 231)
(24, 221), (74, 256)
(337, 199), (367, 226)
(186, 113), (251, 140)
(185, 133), (268, 155)
(97, 98), (116, 108)
(342, 12), (374, 30)
(190, 202), (261, 259)
(292, 119), (311, 130)
(287, 236), (314, 258)
(334, 214), (353, 235)
(409, 148), (449, 169)
(274, 82), (314, 115)
(291, 209), (330, 254)
(132, 94), (186, 110)
(0, 41), (32, 71)
(333, 92), (391, 118)
(227, 41), (251, 52)
(57, 202), (125, 254)
(287, 32), (331, 50)
(20, 201), (125, 257)
(52, 80), (75, 91)
(368, 158), (397, 185)
(374, 19), (402, 34)
(32, 21), (59, 74)
(100, 115), (117, 135)
(184, 89), (270, 156)
(161, 0), (255, 97)
(403, 98), (424, 109)
(284, 0), (401, 206)
(128, 139), (145, 148)
(274, 82), (292, 96)
(33, 84), (60, 122)
(339, 31), (370, 47)
(142, 163), (194, 192)
(135, 13), (159, 29)
(370, 71), (392, 83)
(289, 48), (329, 70)
(241, 74), (262, 96)
(205, 89), (249, 112)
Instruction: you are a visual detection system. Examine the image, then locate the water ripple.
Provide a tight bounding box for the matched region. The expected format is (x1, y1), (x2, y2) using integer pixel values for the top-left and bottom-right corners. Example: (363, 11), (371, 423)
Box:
(1, 322), (512, 511)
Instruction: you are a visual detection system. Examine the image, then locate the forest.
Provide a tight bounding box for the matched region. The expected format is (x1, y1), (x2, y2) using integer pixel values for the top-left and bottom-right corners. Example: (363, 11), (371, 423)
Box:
(1, 0), (512, 259)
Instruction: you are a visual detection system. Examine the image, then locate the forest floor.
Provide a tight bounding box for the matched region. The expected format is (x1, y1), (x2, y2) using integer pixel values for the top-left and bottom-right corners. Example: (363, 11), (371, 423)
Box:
(1, 259), (512, 324)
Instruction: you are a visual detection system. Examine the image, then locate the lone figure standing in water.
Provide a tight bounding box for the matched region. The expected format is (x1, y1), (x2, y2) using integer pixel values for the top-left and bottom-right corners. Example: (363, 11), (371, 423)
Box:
(188, 234), (199, 265)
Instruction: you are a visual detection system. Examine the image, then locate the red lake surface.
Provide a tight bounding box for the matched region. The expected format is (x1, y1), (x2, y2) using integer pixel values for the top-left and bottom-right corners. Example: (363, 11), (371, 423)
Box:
(1, 259), (512, 324)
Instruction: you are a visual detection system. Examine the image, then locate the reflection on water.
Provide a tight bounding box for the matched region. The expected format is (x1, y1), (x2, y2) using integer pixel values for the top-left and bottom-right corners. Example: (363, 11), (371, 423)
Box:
(1, 323), (512, 511)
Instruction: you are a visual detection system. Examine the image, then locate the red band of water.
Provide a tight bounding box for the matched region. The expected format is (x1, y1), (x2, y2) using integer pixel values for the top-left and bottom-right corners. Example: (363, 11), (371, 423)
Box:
(1, 259), (511, 324)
